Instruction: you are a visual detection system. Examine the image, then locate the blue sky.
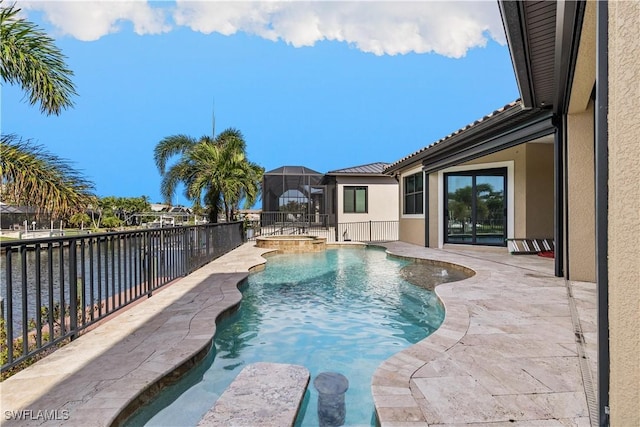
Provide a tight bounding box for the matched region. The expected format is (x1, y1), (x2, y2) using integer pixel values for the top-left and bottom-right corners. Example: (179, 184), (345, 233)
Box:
(2, 1), (519, 206)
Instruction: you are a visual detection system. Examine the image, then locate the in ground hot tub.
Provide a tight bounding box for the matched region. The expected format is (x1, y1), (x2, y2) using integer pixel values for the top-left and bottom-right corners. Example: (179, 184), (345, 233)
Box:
(255, 235), (327, 253)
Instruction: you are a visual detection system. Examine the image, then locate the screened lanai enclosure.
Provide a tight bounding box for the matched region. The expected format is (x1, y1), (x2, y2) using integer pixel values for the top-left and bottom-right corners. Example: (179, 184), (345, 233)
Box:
(261, 166), (335, 231)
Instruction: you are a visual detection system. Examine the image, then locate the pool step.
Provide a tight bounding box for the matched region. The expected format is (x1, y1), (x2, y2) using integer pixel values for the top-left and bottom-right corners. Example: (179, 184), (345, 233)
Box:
(198, 362), (310, 427)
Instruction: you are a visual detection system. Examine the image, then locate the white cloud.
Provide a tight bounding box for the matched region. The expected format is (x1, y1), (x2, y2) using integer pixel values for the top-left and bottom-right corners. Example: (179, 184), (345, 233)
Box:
(18, 0), (171, 41)
(173, 1), (506, 57)
(18, 1), (505, 57)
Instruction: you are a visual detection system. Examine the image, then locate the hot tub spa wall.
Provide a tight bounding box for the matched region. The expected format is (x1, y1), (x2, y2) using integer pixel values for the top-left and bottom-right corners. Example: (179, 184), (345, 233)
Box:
(255, 236), (327, 254)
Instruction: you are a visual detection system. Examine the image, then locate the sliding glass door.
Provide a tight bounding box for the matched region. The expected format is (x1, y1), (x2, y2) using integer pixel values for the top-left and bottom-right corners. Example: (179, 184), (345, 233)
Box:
(445, 168), (507, 246)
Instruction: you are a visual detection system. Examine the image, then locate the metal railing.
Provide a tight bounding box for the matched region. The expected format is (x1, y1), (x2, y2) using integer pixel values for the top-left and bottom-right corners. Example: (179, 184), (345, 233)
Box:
(245, 214), (398, 243)
(336, 221), (399, 242)
(0, 222), (244, 373)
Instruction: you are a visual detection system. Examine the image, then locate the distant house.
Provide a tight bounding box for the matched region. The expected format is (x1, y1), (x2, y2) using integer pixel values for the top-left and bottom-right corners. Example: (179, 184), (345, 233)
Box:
(325, 162), (398, 225)
(261, 166), (327, 216)
(0, 203), (43, 230)
(261, 163), (398, 241)
(150, 203), (192, 214)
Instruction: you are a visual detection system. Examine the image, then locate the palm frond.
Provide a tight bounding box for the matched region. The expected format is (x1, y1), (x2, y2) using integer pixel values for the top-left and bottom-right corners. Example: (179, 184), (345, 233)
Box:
(0, 134), (96, 217)
(153, 134), (196, 174)
(0, 1), (77, 115)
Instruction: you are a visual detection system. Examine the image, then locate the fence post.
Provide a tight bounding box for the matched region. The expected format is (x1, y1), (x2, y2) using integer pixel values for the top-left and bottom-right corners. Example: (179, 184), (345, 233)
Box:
(146, 231), (153, 296)
(369, 221), (372, 242)
(183, 227), (190, 276)
(69, 238), (78, 339)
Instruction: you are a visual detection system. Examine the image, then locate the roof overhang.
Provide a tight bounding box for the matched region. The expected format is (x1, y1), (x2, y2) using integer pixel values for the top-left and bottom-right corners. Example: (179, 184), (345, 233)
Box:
(499, 0), (586, 113)
(385, 102), (554, 175)
(421, 109), (554, 174)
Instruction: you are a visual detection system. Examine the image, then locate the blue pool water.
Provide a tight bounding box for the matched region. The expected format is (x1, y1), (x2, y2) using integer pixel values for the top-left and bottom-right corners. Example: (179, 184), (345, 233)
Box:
(127, 247), (445, 426)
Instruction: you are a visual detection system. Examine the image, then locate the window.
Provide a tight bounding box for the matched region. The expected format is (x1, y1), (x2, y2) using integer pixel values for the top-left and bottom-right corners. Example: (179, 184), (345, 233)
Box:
(344, 186), (367, 213)
(403, 172), (423, 215)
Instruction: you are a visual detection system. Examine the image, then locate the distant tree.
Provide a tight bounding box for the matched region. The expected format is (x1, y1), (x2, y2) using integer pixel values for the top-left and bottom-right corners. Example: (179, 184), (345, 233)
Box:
(0, 1), (77, 115)
(100, 216), (121, 229)
(0, 134), (96, 219)
(68, 212), (91, 228)
(97, 195), (151, 226)
(154, 128), (263, 223)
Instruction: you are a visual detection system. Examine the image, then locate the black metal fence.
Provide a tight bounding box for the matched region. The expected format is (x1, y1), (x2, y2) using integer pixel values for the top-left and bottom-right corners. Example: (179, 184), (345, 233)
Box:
(244, 211), (331, 239)
(0, 222), (244, 373)
(245, 213), (398, 243)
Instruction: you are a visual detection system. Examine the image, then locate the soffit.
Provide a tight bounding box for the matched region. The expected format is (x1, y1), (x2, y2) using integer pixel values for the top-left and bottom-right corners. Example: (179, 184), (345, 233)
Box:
(500, 1), (557, 109)
(525, 1), (557, 108)
(500, 1), (586, 113)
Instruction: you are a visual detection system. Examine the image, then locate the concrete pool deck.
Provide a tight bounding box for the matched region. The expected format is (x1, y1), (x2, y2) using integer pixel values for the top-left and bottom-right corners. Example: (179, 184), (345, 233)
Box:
(0, 241), (596, 426)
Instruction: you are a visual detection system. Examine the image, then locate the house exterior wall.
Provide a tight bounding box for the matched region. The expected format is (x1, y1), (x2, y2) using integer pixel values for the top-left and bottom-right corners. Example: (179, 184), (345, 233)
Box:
(566, 102), (596, 282)
(524, 143), (555, 238)
(398, 143), (553, 248)
(398, 219), (425, 246)
(608, 1), (640, 424)
(334, 176), (398, 223)
(398, 166), (425, 246)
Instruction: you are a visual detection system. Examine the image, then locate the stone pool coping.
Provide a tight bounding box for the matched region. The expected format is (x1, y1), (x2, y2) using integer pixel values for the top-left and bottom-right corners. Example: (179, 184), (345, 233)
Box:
(0, 243), (278, 427)
(0, 241), (595, 427)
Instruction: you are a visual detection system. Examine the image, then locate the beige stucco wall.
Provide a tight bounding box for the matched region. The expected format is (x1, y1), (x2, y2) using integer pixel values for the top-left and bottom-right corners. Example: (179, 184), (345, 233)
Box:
(566, 102), (596, 282)
(398, 218), (425, 246)
(608, 1), (640, 424)
(524, 143), (555, 238)
(335, 176), (399, 223)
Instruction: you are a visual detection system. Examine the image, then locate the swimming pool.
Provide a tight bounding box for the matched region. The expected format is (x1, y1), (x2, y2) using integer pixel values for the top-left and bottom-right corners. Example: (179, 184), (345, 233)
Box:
(126, 247), (449, 426)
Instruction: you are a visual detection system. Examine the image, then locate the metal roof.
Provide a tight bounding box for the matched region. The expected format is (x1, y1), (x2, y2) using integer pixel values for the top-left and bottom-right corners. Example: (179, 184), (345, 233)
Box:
(327, 162), (389, 176)
(264, 166), (323, 176)
(0, 203), (39, 214)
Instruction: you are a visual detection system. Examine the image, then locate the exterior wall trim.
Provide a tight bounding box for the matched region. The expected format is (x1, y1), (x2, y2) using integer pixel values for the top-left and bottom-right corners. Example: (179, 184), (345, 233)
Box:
(595, 1), (609, 424)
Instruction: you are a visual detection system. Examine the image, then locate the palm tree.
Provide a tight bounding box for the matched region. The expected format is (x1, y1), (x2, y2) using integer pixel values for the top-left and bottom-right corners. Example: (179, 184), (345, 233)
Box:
(0, 1), (77, 115)
(0, 4), (94, 221)
(154, 128), (263, 223)
(0, 134), (96, 218)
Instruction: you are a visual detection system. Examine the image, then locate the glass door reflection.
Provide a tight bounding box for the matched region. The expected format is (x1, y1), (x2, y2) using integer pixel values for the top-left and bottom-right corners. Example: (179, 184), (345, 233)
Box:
(445, 169), (506, 246)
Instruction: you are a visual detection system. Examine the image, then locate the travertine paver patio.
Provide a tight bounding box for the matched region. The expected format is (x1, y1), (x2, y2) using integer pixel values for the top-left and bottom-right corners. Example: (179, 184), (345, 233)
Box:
(0, 241), (596, 426)
(373, 242), (596, 426)
(0, 243), (277, 427)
